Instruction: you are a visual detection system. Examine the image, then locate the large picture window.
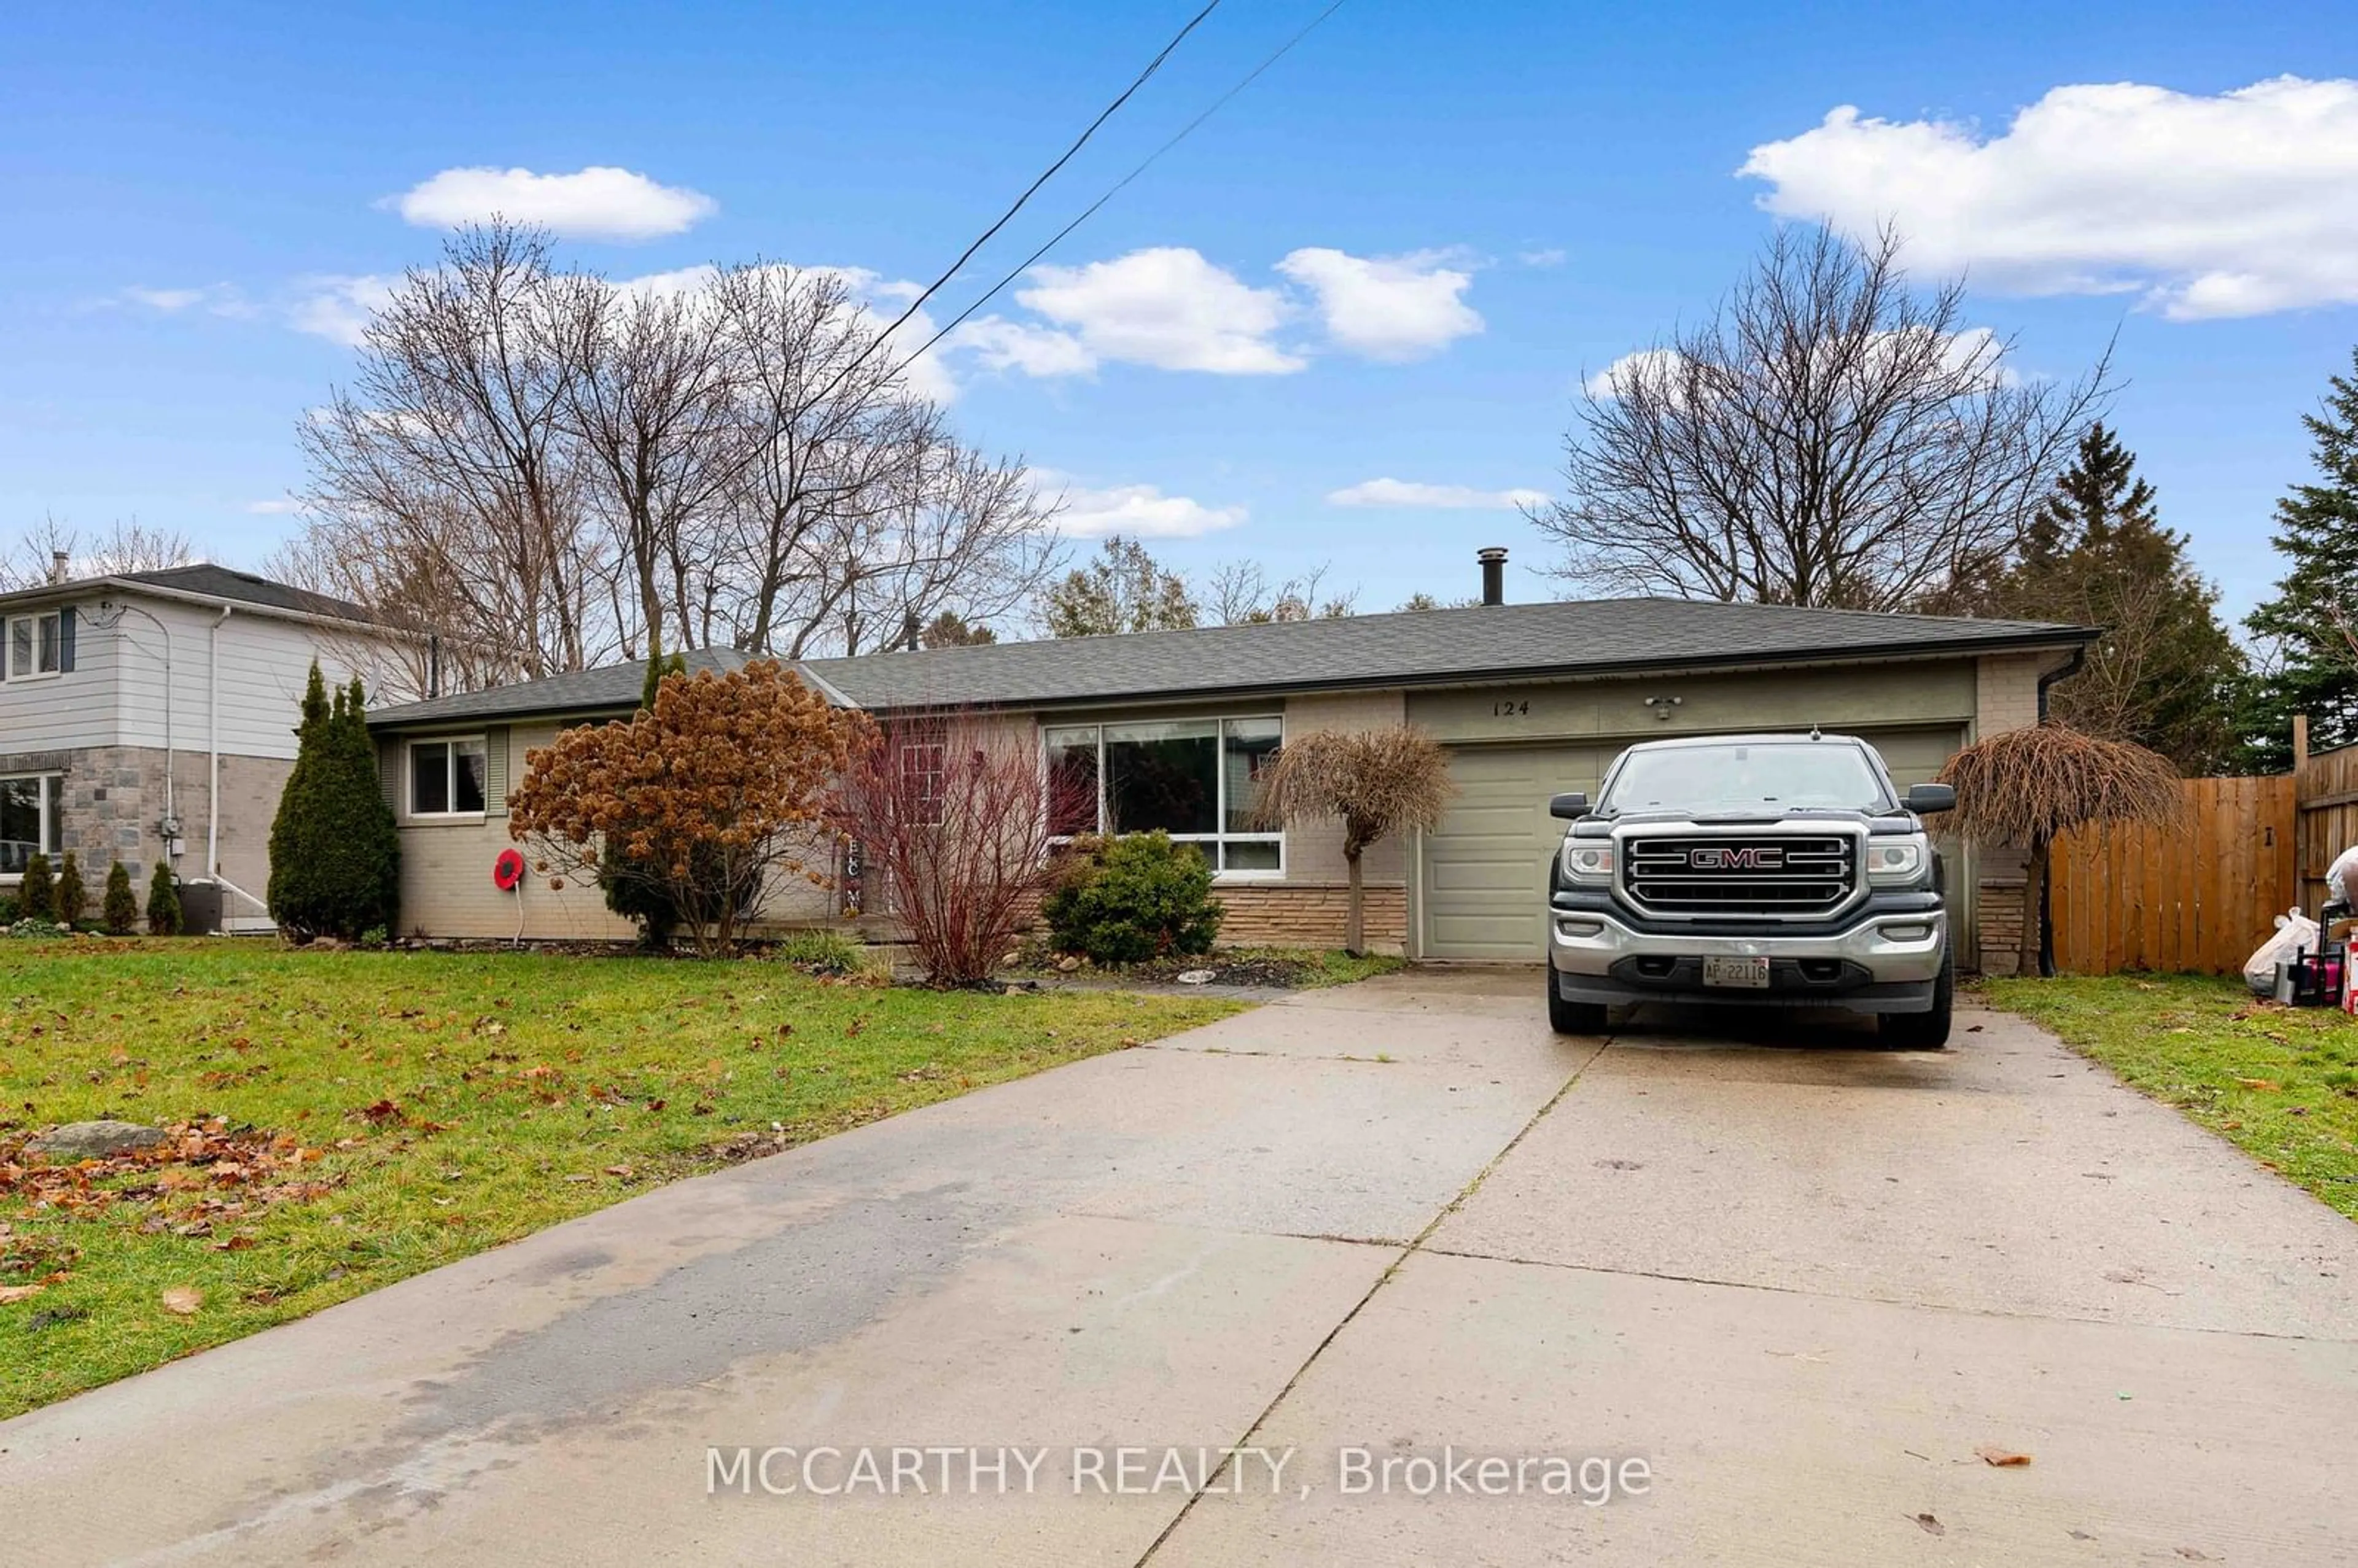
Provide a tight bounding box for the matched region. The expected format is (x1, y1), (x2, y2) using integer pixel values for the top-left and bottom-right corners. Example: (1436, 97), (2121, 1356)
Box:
(1045, 716), (1283, 877)
(409, 737), (488, 817)
(0, 773), (63, 874)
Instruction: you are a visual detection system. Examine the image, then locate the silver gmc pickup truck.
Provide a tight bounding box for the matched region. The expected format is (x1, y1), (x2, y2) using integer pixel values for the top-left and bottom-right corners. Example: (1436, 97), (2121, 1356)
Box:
(1544, 732), (1956, 1047)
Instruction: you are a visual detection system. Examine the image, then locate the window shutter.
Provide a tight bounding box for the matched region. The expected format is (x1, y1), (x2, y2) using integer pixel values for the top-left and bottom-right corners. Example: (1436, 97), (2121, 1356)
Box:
(379, 740), (401, 816)
(484, 726), (510, 817)
(58, 608), (75, 672)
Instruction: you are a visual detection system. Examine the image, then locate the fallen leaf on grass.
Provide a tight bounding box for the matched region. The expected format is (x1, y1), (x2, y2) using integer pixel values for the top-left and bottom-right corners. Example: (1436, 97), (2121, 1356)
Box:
(1975, 1445), (2033, 1467)
(0, 1282), (47, 1305)
(160, 1285), (203, 1316)
(2235, 1077), (2282, 1091)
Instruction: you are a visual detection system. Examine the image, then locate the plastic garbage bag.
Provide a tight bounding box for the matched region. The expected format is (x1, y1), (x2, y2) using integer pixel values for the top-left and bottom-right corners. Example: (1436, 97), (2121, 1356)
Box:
(2244, 907), (2320, 997)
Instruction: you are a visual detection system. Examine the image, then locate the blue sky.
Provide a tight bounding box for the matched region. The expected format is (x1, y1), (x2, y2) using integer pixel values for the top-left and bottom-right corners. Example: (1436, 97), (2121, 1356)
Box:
(4, 0), (2354, 626)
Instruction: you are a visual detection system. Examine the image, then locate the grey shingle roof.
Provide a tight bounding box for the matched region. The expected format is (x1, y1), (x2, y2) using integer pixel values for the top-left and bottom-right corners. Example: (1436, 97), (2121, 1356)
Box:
(370, 647), (755, 729)
(367, 599), (2093, 729)
(801, 599), (2096, 710)
(0, 562), (380, 625)
(118, 565), (379, 624)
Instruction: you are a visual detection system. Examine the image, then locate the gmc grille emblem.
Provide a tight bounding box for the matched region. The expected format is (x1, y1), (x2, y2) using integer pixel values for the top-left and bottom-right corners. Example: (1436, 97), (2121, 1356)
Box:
(1689, 846), (1783, 870)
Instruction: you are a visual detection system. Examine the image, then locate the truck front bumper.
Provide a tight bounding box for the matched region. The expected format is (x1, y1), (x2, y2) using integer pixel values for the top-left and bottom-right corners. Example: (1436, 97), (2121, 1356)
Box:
(1547, 902), (1948, 1013)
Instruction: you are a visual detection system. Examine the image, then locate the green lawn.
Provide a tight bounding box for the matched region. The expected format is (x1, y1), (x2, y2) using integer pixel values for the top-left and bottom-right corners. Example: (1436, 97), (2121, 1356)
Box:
(0, 939), (1240, 1418)
(1989, 974), (2358, 1222)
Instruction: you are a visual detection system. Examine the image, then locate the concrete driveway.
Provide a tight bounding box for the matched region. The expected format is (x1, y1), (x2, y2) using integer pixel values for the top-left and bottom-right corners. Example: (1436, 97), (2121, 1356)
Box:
(7, 969), (2356, 1565)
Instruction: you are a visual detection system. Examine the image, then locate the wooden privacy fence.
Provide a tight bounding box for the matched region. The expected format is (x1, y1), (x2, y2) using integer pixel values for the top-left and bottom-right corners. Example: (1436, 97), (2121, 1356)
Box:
(2295, 721), (2358, 917)
(2050, 775), (2296, 976)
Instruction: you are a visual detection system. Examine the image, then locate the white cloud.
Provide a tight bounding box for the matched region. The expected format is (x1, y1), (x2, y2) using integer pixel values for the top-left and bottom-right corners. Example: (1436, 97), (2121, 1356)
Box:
(944, 315), (1097, 378)
(1740, 76), (2358, 319)
(244, 499), (302, 515)
(1584, 348), (1686, 400)
(1016, 248), (1301, 375)
(1517, 247), (1567, 268)
(1326, 477), (1546, 510)
(120, 283), (255, 319)
(287, 274), (397, 347)
(1275, 247), (1483, 361)
(1034, 472), (1246, 539)
(389, 165), (717, 241)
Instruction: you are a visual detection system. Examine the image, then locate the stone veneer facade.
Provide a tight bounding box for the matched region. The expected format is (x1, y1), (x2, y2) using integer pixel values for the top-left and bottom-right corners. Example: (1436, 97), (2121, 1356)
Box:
(1, 743), (290, 920)
(1214, 883), (1409, 953)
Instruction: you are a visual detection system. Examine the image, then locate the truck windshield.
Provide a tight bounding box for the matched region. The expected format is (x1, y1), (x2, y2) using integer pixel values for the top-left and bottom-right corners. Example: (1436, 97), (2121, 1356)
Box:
(1600, 743), (1890, 814)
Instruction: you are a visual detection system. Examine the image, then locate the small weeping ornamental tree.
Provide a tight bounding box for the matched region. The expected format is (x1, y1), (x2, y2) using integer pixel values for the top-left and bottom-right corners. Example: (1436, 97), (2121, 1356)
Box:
(1936, 723), (2184, 977)
(1254, 725), (1459, 955)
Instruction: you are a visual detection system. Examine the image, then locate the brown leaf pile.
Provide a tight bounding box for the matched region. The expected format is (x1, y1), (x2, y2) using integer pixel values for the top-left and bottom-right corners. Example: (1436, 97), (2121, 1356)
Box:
(0, 1118), (338, 1228)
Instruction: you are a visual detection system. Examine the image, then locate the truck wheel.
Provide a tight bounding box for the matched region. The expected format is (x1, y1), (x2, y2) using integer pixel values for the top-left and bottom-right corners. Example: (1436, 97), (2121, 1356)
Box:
(1547, 972), (1611, 1035)
(1879, 950), (1954, 1049)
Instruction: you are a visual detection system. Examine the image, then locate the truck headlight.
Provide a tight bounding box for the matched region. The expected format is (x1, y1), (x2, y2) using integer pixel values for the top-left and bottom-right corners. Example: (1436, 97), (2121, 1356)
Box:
(1562, 841), (1615, 883)
(1865, 837), (1927, 885)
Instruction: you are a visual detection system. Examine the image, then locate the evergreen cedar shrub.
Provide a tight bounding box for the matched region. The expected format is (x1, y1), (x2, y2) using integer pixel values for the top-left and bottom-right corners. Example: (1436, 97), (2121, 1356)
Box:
(1041, 832), (1223, 965)
(146, 862), (183, 936)
(54, 852), (87, 928)
(18, 853), (54, 921)
(267, 663), (401, 942)
(102, 860), (138, 935)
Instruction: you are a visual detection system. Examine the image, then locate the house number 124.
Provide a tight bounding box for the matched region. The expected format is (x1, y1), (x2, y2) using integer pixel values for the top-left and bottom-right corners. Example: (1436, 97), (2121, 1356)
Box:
(1492, 699), (1529, 718)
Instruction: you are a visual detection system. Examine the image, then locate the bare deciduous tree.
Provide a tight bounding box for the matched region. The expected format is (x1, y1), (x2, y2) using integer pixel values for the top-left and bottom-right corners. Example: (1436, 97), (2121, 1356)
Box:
(1205, 559), (1357, 625)
(4, 515), (193, 590)
(1534, 227), (2112, 611)
(278, 228), (1061, 689)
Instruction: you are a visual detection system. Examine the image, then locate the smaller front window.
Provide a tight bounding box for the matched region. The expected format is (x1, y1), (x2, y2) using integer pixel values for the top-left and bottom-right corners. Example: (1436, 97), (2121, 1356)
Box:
(0, 773), (63, 874)
(410, 737), (488, 817)
(6, 613), (61, 680)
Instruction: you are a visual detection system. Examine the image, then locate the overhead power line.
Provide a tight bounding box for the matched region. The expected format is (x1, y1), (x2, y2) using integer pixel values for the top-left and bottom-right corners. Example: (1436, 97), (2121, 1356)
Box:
(842, 0), (1226, 387)
(896, 0), (1352, 374)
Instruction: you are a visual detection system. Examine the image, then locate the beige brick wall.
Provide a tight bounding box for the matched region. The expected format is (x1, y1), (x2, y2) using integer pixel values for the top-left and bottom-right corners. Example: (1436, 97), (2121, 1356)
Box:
(1975, 653), (2046, 739)
(1276, 690), (1411, 887)
(1216, 882), (1407, 953)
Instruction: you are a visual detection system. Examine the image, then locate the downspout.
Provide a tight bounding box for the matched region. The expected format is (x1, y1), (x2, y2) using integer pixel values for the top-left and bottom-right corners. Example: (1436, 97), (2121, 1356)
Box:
(2032, 645), (2090, 978)
(99, 599), (177, 849)
(208, 605), (232, 882)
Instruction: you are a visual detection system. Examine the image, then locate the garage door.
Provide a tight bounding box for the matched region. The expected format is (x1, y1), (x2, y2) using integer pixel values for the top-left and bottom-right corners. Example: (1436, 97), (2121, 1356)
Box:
(1417, 728), (1964, 961)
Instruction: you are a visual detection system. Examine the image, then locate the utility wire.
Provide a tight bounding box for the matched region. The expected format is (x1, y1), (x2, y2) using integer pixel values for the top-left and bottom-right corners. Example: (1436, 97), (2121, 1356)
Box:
(895, 0), (1352, 375)
(838, 0), (1224, 388)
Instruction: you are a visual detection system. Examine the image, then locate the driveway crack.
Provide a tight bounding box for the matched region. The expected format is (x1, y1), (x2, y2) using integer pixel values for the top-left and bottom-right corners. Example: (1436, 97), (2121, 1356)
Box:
(1131, 1034), (1612, 1564)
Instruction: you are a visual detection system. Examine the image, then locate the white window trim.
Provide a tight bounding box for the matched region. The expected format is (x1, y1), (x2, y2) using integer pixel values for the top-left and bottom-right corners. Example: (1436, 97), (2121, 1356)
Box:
(406, 734), (490, 820)
(1042, 715), (1286, 882)
(3, 611), (64, 684)
(0, 770), (64, 877)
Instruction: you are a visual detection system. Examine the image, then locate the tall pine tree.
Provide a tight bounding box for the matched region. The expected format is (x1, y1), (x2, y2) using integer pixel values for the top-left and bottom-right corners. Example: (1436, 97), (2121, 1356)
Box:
(1977, 423), (2244, 774)
(2243, 347), (2358, 770)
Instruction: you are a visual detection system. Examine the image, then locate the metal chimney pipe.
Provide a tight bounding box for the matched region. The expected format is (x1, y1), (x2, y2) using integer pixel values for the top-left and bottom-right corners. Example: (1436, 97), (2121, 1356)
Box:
(49, 548), (69, 584)
(1477, 546), (1508, 607)
(904, 611), (922, 651)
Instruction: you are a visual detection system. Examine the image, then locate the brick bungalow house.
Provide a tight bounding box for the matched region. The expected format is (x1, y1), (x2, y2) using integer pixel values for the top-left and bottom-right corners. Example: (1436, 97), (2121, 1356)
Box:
(365, 567), (2095, 973)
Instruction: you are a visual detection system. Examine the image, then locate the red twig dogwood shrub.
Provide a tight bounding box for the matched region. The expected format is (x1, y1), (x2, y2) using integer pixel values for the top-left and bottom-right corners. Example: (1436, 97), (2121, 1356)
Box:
(835, 712), (1083, 986)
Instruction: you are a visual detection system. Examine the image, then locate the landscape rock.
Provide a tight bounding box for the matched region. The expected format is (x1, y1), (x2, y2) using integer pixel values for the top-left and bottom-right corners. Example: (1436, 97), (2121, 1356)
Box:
(26, 1120), (169, 1160)
(1174, 969), (1218, 986)
(1056, 955), (1082, 972)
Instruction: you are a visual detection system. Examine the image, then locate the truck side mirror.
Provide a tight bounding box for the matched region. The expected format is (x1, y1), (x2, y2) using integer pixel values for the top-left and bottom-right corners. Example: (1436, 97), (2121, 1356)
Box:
(1904, 783), (1956, 815)
(1549, 792), (1589, 820)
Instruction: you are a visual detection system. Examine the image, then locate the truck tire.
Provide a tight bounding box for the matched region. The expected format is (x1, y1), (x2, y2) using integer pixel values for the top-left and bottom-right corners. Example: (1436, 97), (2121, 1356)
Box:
(1547, 972), (1611, 1035)
(1878, 949), (1954, 1049)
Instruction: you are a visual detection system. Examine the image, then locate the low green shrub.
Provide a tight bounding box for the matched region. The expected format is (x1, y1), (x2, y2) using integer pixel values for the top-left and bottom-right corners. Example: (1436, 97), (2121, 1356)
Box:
(20, 853), (55, 922)
(1041, 833), (1223, 966)
(102, 861), (138, 935)
(146, 864), (182, 936)
(55, 852), (87, 929)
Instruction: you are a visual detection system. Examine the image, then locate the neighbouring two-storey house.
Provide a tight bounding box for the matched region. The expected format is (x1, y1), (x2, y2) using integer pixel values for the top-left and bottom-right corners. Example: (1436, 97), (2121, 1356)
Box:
(0, 558), (397, 931)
